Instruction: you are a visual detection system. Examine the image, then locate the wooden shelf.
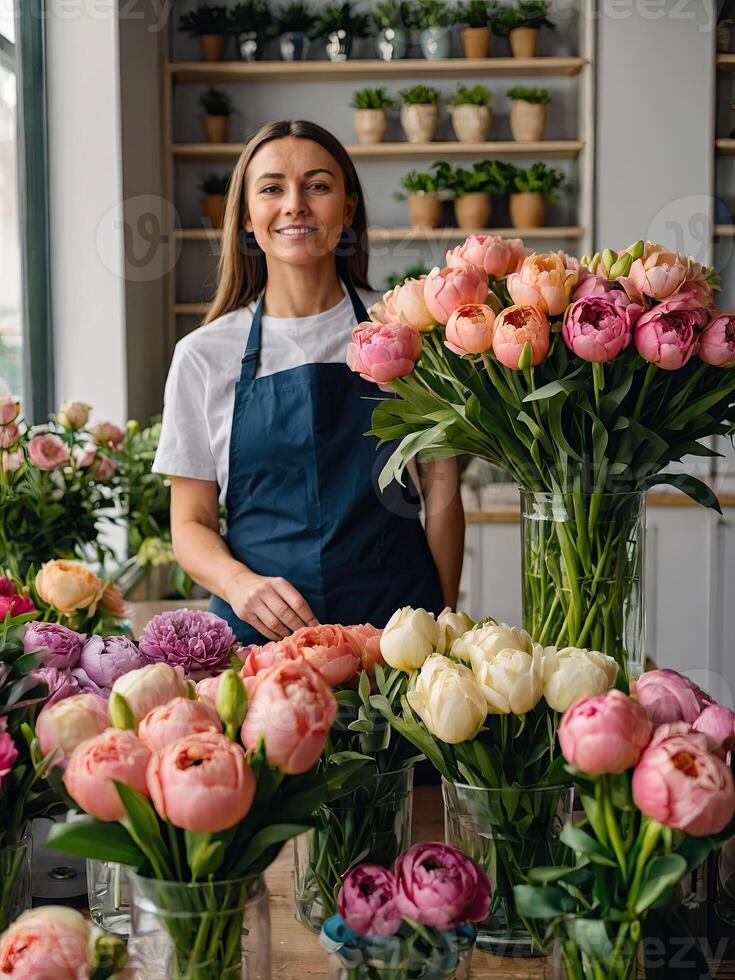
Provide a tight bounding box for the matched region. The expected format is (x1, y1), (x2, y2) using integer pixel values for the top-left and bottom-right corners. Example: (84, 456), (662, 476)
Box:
(167, 56), (589, 83)
(716, 138), (735, 154)
(715, 225), (735, 236)
(172, 140), (585, 161)
(174, 225), (585, 243)
(717, 54), (735, 70)
(175, 303), (210, 315)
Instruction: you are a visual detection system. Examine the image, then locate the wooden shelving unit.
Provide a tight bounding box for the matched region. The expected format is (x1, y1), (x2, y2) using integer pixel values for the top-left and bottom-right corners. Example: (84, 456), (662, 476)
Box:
(716, 138), (735, 154)
(174, 224), (585, 242)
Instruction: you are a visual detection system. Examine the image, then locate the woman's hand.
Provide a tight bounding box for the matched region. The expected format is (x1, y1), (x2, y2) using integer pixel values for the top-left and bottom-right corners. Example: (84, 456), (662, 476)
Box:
(224, 569), (319, 642)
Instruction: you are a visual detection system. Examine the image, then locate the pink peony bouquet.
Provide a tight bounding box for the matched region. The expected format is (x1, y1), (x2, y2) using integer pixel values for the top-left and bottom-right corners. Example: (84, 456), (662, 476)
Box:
(515, 675), (735, 978)
(321, 843), (491, 978)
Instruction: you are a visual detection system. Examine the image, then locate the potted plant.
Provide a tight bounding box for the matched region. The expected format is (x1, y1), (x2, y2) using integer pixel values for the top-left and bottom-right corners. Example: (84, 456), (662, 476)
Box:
(437, 159), (510, 230)
(508, 161), (564, 227)
(717, 16), (733, 53)
(495, 0), (554, 58)
(199, 172), (230, 229)
(448, 84), (492, 143)
(314, 1), (372, 62)
(393, 163), (451, 229)
(416, 0), (454, 59)
(399, 84), (440, 143)
(372, 0), (408, 60)
(350, 87), (394, 144)
(507, 86), (550, 141)
(457, 0), (499, 58)
(199, 86), (233, 143)
(178, 4), (230, 63)
(276, 1), (318, 61)
(228, 0), (273, 61)
(399, 0), (424, 55)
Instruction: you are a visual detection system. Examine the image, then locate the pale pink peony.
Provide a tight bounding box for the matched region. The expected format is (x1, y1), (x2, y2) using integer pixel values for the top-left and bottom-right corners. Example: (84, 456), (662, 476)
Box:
(562, 292), (643, 362)
(393, 276), (435, 331)
(446, 234), (530, 279)
(36, 692), (109, 767)
(343, 623), (384, 675)
(444, 303), (496, 356)
(0, 906), (90, 979)
(338, 865), (402, 936)
(28, 434), (71, 470)
(195, 674), (225, 707)
(0, 395), (20, 426)
(491, 304), (550, 369)
(632, 669), (711, 727)
(347, 321), (422, 385)
(147, 731), (256, 832)
(0, 424), (20, 450)
(628, 243), (688, 300)
(506, 252), (578, 317)
(634, 294), (709, 370)
(63, 728), (151, 821)
(394, 842), (492, 929)
(699, 313), (735, 368)
(138, 696), (221, 753)
(693, 704), (735, 760)
(110, 662), (188, 725)
(423, 265), (489, 325)
(286, 624), (361, 687)
(558, 689), (653, 774)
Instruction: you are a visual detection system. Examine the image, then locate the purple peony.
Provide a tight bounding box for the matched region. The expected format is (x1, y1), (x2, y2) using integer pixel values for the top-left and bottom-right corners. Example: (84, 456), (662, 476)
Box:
(75, 634), (148, 692)
(138, 609), (235, 673)
(32, 667), (81, 708)
(23, 622), (85, 670)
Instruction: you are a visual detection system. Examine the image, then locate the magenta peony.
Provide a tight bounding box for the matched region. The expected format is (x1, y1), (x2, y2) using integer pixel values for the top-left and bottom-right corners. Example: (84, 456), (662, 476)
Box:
(693, 704), (735, 760)
(0, 721), (18, 791)
(337, 865), (402, 936)
(562, 292), (643, 362)
(634, 294), (709, 370)
(394, 842), (491, 929)
(699, 313), (735, 368)
(139, 609), (235, 673)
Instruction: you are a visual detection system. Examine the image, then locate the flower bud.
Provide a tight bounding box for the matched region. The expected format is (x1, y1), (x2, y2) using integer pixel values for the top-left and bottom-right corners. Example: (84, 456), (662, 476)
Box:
(217, 668), (249, 739)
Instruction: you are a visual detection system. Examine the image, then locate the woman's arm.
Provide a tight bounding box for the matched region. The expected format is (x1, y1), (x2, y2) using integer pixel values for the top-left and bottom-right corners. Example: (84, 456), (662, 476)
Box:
(170, 476), (318, 640)
(417, 456), (465, 609)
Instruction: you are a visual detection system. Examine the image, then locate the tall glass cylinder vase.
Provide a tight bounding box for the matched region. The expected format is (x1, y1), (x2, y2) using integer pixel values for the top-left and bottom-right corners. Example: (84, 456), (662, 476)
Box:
(442, 780), (573, 957)
(87, 860), (130, 936)
(294, 768), (414, 933)
(0, 832), (32, 932)
(127, 873), (271, 980)
(521, 490), (646, 681)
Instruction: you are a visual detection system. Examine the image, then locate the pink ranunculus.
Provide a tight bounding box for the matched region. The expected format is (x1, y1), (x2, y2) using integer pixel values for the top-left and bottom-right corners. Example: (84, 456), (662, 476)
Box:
(241, 660), (336, 774)
(699, 313), (735, 368)
(23, 621), (85, 670)
(0, 424), (20, 450)
(506, 252), (578, 317)
(338, 865), (402, 936)
(147, 731), (256, 832)
(32, 666), (81, 708)
(628, 244), (688, 301)
(0, 592), (37, 620)
(632, 669), (711, 727)
(138, 696), (221, 753)
(0, 906), (90, 979)
(0, 395), (20, 426)
(423, 265), (489, 325)
(632, 728), (735, 836)
(562, 292), (643, 363)
(393, 276), (435, 332)
(63, 728), (151, 822)
(0, 723), (18, 791)
(91, 422), (125, 451)
(28, 433), (71, 470)
(634, 294), (709, 370)
(287, 624), (361, 687)
(693, 704), (735, 760)
(394, 842), (491, 929)
(347, 321), (422, 385)
(446, 234), (530, 279)
(491, 304), (550, 369)
(558, 689), (653, 774)
(36, 692), (109, 767)
(343, 624), (384, 676)
(444, 303), (496, 356)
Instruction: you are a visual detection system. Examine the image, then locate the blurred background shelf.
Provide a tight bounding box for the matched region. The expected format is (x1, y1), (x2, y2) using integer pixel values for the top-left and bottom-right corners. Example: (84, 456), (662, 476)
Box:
(171, 140), (586, 161)
(173, 225), (586, 242)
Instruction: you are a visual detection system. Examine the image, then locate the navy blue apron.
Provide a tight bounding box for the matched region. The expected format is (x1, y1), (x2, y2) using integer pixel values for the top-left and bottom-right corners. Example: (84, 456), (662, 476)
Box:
(209, 275), (445, 644)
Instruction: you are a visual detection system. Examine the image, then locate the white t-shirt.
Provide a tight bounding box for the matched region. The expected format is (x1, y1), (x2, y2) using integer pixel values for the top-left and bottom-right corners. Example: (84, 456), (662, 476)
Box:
(152, 281), (382, 505)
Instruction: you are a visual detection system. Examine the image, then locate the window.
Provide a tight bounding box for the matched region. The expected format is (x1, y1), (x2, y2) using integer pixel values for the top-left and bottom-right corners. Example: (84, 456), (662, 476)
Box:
(0, 3), (22, 399)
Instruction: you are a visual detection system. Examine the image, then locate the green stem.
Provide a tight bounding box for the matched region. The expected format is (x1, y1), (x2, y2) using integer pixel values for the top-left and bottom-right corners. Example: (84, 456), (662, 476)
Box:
(627, 818), (663, 912)
(632, 362), (657, 420)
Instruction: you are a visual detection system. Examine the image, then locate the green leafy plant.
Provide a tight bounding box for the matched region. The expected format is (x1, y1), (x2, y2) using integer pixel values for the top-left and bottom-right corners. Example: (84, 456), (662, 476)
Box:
(415, 0), (455, 28)
(314, 1), (372, 37)
(431, 159), (512, 198)
(459, 0), (501, 28)
(385, 263), (429, 289)
(199, 86), (233, 116)
(494, 0), (554, 33)
(394, 160), (453, 200)
(199, 172), (231, 196)
(227, 0), (273, 35)
(350, 86), (395, 110)
(275, 0), (318, 35)
(398, 0), (424, 30)
(447, 83), (492, 107)
(398, 83), (440, 104)
(510, 161), (565, 201)
(372, 0), (404, 30)
(178, 4), (230, 36)
(507, 85), (551, 103)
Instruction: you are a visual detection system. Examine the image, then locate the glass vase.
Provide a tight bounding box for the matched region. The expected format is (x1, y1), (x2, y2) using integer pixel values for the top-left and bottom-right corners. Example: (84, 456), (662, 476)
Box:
(87, 860), (130, 936)
(0, 832), (32, 931)
(442, 779), (573, 957)
(550, 915), (641, 979)
(294, 767), (414, 933)
(520, 489), (646, 681)
(127, 873), (271, 980)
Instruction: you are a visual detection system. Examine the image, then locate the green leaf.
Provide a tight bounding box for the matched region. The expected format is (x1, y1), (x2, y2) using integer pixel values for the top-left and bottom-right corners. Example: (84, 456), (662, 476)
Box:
(45, 818), (145, 866)
(634, 854), (688, 915)
(230, 822), (312, 876)
(642, 473), (722, 513)
(513, 883), (576, 918)
(184, 830), (224, 881)
(560, 825), (618, 867)
(114, 781), (173, 879)
(523, 373), (586, 403)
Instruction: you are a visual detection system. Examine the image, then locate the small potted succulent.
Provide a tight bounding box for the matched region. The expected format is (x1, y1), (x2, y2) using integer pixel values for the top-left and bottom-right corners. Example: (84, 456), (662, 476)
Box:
(457, 0), (500, 58)
(199, 172), (230, 229)
(447, 84), (492, 143)
(315, 1), (372, 62)
(416, 0), (454, 59)
(436, 159), (510, 230)
(507, 86), (550, 141)
(393, 163), (451, 229)
(199, 86), (234, 143)
(495, 0), (554, 58)
(508, 161), (564, 227)
(276, 1), (318, 61)
(372, 0), (408, 60)
(399, 84), (440, 143)
(228, 0), (273, 61)
(350, 87), (394, 144)
(178, 4), (230, 62)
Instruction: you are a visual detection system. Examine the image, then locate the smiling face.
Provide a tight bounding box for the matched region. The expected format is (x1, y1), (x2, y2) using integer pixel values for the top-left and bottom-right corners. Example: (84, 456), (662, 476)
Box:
(244, 136), (358, 269)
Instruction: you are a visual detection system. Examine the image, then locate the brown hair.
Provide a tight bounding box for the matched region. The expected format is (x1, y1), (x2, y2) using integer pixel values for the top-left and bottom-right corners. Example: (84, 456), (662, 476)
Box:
(204, 119), (372, 324)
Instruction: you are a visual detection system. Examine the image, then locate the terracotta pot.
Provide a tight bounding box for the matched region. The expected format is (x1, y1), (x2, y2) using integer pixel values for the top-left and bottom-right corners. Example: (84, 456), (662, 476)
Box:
(510, 101), (546, 142)
(461, 26), (492, 58)
(510, 191), (545, 228)
(509, 26), (538, 58)
(407, 193), (442, 229)
(202, 114), (230, 143)
(400, 103), (439, 143)
(353, 108), (388, 144)
(451, 104), (491, 143)
(199, 34), (226, 62)
(203, 194), (226, 229)
(454, 193), (492, 231)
